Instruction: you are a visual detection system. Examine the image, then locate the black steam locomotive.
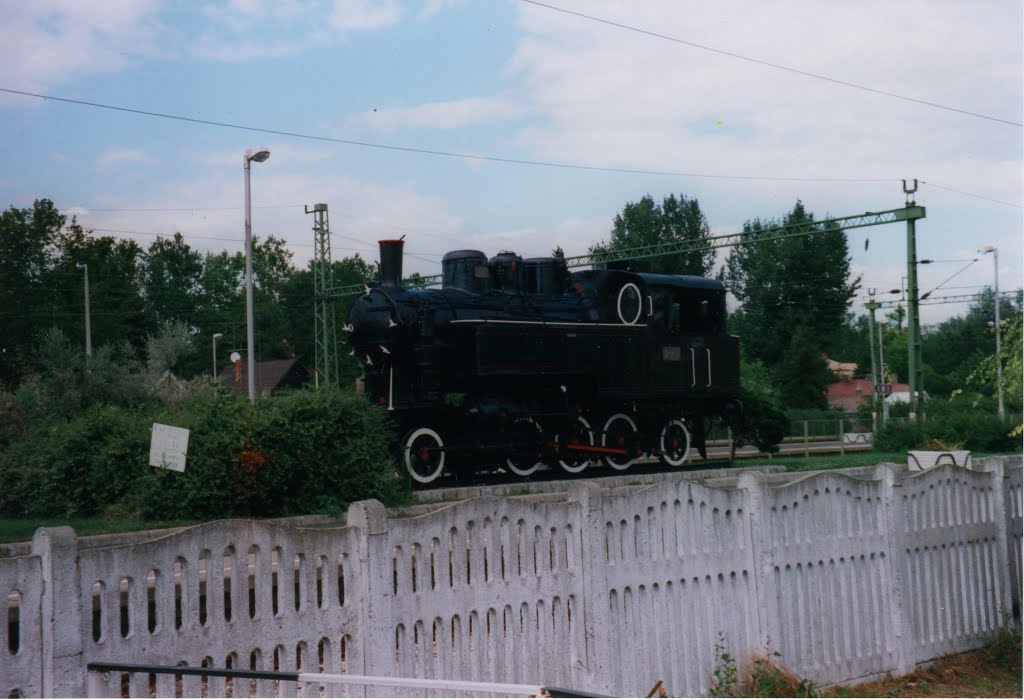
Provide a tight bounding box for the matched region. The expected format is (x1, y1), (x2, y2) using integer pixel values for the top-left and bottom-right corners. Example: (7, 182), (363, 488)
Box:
(347, 239), (741, 484)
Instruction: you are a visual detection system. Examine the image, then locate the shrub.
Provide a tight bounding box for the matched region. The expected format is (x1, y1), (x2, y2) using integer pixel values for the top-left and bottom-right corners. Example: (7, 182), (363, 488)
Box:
(872, 419), (925, 452)
(871, 398), (1018, 454)
(0, 387), (408, 521)
(733, 388), (789, 454)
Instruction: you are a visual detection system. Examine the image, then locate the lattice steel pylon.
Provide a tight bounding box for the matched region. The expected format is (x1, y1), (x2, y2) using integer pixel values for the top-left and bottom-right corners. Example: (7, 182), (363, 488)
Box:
(306, 203), (339, 388)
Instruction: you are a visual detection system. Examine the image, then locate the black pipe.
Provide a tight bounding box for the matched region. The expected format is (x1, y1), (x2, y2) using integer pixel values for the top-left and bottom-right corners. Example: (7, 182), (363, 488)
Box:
(379, 238), (405, 288)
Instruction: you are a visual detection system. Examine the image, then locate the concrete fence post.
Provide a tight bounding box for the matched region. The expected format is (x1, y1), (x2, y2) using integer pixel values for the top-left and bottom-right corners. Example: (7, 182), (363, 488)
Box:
(872, 464), (914, 676)
(568, 481), (611, 693)
(347, 499), (390, 695)
(31, 526), (84, 698)
(978, 457), (1012, 627)
(736, 471), (772, 652)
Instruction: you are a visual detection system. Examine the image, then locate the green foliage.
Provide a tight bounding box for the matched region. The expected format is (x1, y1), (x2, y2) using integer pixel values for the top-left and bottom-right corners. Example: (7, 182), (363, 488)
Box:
(22, 327), (151, 420)
(773, 324), (834, 409)
(872, 420), (926, 451)
(734, 387), (789, 455)
(0, 199), (65, 387)
(0, 388), (408, 521)
(591, 193), (716, 275)
(873, 397), (1019, 452)
(726, 201), (859, 372)
(145, 319), (195, 375)
(747, 655), (820, 698)
(786, 407), (846, 422)
(0, 404), (150, 518)
(709, 633), (739, 697)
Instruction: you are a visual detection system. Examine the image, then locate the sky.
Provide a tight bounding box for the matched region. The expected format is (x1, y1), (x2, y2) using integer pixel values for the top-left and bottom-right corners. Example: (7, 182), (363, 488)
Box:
(0, 0), (1021, 326)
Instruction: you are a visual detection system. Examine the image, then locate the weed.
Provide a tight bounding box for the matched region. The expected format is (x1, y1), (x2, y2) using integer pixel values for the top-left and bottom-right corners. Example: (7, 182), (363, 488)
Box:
(746, 653), (819, 698)
(709, 633), (738, 697)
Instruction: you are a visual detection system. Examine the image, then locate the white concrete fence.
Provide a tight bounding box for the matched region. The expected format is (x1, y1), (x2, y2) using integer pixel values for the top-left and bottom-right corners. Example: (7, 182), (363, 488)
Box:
(2, 457), (1021, 698)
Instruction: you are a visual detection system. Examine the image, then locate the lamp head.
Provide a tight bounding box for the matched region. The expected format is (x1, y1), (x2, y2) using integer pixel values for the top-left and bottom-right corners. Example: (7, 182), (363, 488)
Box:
(213, 333), (224, 340)
(246, 149), (270, 163)
(979, 245), (996, 254)
(76, 262), (86, 270)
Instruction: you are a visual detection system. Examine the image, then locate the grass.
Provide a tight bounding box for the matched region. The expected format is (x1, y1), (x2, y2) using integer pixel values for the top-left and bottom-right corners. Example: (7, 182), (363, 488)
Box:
(706, 629), (1022, 698)
(740, 450), (908, 472)
(0, 516), (199, 544)
(826, 628), (1022, 698)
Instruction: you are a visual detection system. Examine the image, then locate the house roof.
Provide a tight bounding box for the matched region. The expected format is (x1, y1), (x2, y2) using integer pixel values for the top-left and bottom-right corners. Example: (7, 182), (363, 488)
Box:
(219, 358), (309, 396)
(826, 359), (858, 379)
(827, 379), (910, 412)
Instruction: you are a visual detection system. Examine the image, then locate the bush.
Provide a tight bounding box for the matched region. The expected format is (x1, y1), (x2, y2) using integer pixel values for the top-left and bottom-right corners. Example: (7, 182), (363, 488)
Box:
(0, 387), (408, 521)
(733, 388), (790, 454)
(872, 420), (925, 452)
(871, 398), (1018, 453)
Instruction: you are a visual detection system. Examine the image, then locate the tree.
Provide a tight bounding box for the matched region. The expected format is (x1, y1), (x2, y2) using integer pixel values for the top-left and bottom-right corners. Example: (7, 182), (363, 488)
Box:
(49, 223), (148, 353)
(829, 312), (873, 374)
(725, 201), (860, 407)
(591, 193), (716, 275)
(0, 199), (64, 387)
(140, 233), (204, 328)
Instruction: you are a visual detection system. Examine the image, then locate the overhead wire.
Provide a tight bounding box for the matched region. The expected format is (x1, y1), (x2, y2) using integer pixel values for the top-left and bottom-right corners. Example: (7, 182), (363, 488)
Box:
(0, 87), (892, 184)
(520, 0), (1023, 128)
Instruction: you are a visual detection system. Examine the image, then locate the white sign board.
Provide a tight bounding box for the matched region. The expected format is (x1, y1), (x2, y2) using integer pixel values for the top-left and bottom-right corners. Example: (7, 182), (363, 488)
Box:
(149, 423), (190, 472)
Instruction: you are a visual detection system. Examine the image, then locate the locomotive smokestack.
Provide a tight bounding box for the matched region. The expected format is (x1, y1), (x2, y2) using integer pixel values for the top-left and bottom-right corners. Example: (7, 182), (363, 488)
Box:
(378, 237), (405, 288)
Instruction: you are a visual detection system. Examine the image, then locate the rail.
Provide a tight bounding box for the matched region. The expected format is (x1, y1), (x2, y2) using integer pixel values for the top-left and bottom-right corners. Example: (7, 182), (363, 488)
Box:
(85, 662), (608, 698)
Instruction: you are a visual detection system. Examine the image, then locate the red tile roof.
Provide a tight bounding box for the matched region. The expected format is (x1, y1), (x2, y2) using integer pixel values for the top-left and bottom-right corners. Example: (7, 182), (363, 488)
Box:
(219, 358), (309, 396)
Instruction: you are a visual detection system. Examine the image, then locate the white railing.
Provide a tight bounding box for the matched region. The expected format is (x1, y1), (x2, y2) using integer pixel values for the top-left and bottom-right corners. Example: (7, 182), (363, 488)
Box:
(1, 456), (1020, 698)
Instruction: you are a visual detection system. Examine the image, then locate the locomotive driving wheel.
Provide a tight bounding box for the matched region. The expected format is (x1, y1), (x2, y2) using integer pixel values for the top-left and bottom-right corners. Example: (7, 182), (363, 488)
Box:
(556, 416), (594, 474)
(601, 413), (638, 470)
(402, 427), (446, 484)
(505, 417), (544, 477)
(658, 418), (692, 467)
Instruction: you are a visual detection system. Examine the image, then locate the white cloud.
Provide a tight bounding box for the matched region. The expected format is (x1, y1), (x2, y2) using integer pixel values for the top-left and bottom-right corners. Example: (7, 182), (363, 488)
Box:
(0, 0), (167, 91)
(327, 0), (402, 31)
(96, 148), (155, 171)
(508, 0), (1022, 200)
(347, 97), (526, 133)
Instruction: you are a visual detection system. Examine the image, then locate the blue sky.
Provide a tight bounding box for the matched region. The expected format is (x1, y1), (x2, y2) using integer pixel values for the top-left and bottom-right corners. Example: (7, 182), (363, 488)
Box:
(1, 0), (1021, 325)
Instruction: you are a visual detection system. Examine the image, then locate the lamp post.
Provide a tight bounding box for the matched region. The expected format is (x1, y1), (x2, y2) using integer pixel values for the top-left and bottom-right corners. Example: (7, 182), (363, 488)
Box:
(979, 245), (1004, 419)
(75, 263), (92, 356)
(212, 333), (223, 381)
(244, 148), (270, 403)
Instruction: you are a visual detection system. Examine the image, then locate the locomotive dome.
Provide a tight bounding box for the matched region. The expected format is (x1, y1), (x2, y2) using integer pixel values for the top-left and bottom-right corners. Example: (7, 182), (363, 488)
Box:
(442, 249), (489, 293)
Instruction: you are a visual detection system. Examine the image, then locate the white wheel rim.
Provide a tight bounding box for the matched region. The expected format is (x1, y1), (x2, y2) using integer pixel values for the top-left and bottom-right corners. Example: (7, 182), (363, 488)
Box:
(602, 413), (637, 470)
(403, 427), (445, 484)
(506, 418), (543, 476)
(659, 419), (691, 467)
(616, 283), (643, 325)
(558, 416), (593, 473)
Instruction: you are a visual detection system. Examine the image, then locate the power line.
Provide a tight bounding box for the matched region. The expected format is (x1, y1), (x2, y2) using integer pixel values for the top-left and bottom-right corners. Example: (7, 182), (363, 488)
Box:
(919, 181), (1023, 209)
(0, 87), (891, 184)
(7, 88), (1015, 207)
(520, 0), (1023, 128)
(70, 204), (306, 213)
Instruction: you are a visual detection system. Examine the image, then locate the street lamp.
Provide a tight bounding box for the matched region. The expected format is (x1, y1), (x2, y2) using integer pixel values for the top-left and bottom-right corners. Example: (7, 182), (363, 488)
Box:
(75, 263), (92, 356)
(212, 333), (224, 381)
(244, 148), (270, 403)
(978, 245), (1004, 419)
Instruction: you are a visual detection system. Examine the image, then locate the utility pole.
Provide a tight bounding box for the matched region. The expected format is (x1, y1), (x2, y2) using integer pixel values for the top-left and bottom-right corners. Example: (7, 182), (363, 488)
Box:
(307, 203), (339, 389)
(865, 291), (880, 433)
(979, 246), (1005, 419)
(76, 263), (92, 356)
(902, 180), (926, 421)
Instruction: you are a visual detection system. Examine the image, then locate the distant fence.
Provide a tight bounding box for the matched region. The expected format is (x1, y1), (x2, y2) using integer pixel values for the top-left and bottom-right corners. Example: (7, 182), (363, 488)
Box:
(2, 456), (1021, 698)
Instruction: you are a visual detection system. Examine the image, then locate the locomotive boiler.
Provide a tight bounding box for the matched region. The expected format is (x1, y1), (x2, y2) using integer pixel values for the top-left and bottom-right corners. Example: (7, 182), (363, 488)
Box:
(347, 239), (742, 484)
